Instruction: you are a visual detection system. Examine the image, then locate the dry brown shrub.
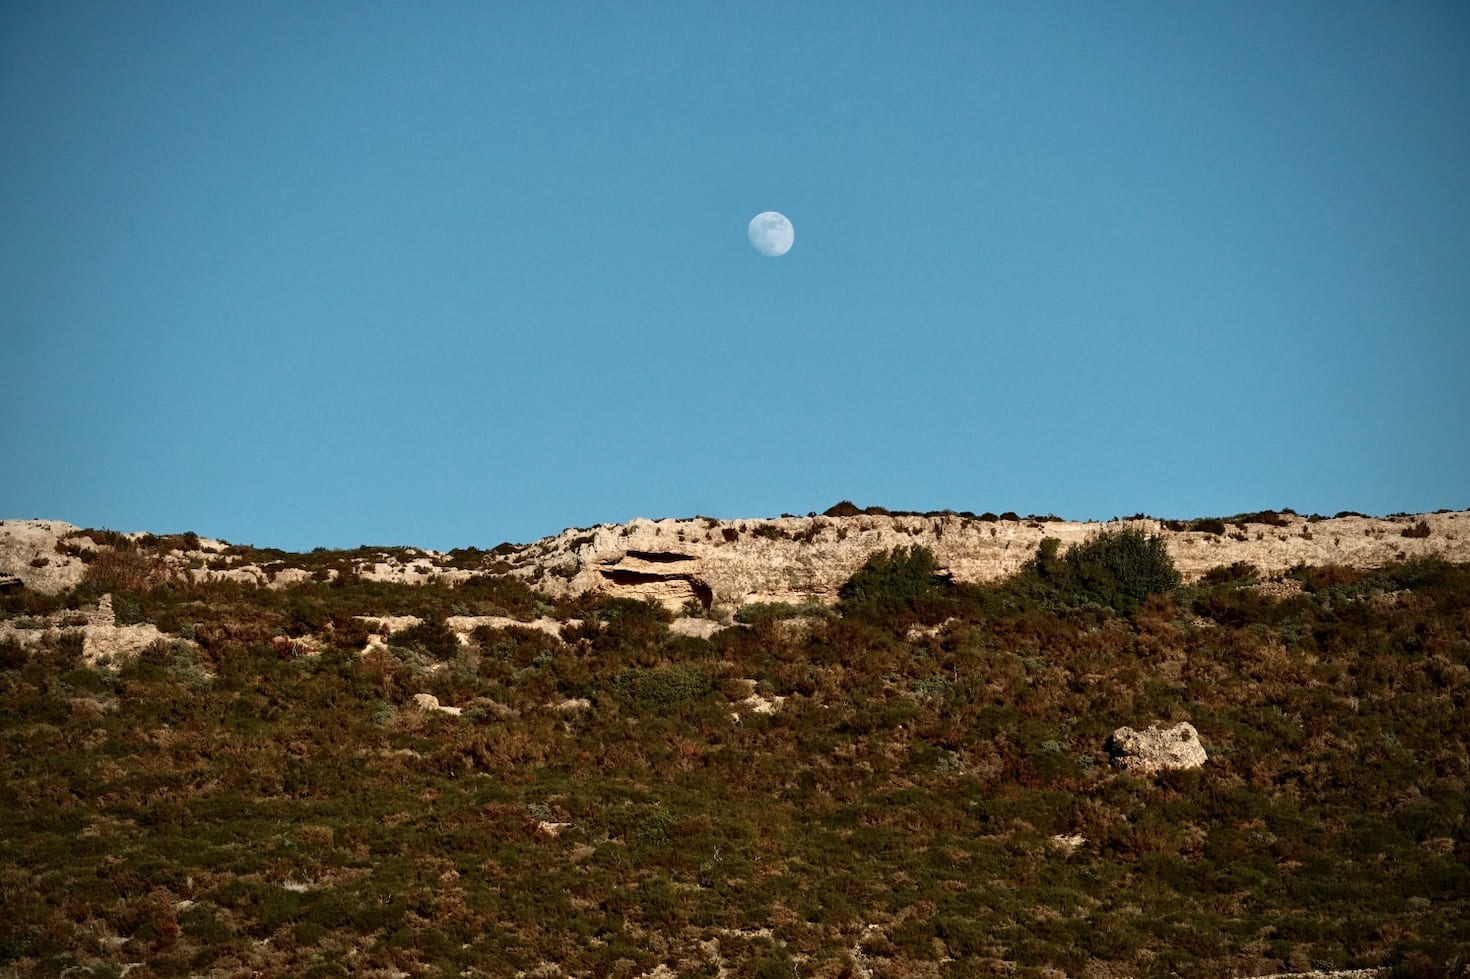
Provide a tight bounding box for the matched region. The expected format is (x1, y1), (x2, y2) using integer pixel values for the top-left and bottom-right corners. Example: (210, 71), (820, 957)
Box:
(1293, 563), (1365, 591)
(82, 545), (170, 592)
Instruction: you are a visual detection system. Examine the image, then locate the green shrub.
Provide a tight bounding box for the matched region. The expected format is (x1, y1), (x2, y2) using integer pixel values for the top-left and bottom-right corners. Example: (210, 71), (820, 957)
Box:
(612, 662), (712, 713)
(0, 636), (25, 670)
(112, 595), (147, 625)
(1231, 510), (1291, 527)
(734, 601), (809, 625)
(598, 596), (673, 626)
(1201, 561), (1260, 586)
(387, 618), (460, 660)
(1022, 527), (1181, 614)
(838, 546), (953, 621)
(453, 574), (544, 618)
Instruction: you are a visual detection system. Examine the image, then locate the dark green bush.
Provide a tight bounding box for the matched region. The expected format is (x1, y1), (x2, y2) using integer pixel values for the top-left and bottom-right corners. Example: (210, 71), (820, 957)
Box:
(611, 662), (712, 713)
(598, 596), (673, 626)
(1201, 561), (1260, 586)
(1024, 527), (1181, 614)
(453, 574), (543, 618)
(387, 617), (460, 660)
(734, 601), (810, 625)
(1231, 510), (1291, 527)
(0, 636), (24, 670)
(838, 546), (953, 621)
(577, 596), (673, 659)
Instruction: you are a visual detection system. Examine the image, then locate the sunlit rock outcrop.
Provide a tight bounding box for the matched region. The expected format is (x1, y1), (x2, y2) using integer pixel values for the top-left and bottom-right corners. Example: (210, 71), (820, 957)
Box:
(1108, 722), (1208, 775)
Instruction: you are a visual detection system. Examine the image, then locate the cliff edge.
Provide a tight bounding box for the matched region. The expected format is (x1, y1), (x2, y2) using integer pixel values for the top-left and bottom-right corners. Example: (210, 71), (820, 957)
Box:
(3, 509), (1466, 613)
(500, 509), (1470, 611)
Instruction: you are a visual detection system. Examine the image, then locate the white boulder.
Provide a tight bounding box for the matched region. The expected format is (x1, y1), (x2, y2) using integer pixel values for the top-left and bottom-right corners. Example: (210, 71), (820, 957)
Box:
(1109, 721), (1206, 775)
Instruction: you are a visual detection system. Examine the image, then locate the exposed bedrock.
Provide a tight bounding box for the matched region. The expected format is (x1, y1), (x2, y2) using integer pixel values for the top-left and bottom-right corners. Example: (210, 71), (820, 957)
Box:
(5, 510), (1469, 615)
(593, 551), (714, 610)
(512, 510), (1470, 612)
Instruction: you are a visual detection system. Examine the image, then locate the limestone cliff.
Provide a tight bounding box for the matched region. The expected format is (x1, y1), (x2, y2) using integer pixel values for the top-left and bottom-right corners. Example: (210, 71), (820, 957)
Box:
(501, 509), (1470, 611)
(4, 509), (1467, 613)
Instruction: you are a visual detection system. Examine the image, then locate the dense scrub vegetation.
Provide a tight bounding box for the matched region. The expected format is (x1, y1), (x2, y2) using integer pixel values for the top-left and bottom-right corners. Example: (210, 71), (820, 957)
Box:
(1, 533), (1468, 977)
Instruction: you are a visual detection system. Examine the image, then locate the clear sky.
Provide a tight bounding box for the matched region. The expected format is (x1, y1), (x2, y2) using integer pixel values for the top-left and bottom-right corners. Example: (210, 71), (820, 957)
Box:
(3, 3), (1467, 551)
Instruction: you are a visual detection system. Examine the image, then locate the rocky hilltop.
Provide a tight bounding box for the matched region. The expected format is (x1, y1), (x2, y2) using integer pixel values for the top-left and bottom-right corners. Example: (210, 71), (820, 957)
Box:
(503, 508), (1470, 611)
(6, 508), (1465, 613)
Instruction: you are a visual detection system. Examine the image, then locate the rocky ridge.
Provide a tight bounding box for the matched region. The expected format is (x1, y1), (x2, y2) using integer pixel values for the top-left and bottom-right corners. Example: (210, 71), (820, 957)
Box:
(2, 509), (1467, 615)
(500, 508), (1470, 612)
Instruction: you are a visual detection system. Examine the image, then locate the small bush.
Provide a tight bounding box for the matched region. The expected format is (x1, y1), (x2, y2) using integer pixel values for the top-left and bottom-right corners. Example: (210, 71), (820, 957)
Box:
(838, 546), (953, 622)
(1287, 563), (1364, 592)
(1202, 562), (1260, 586)
(388, 618), (460, 660)
(1231, 509), (1290, 527)
(612, 662), (712, 713)
(734, 602), (809, 625)
(113, 595), (147, 625)
(598, 597), (672, 626)
(1401, 521), (1431, 539)
(0, 636), (25, 669)
(82, 546), (169, 593)
(452, 575), (545, 618)
(1024, 528), (1181, 613)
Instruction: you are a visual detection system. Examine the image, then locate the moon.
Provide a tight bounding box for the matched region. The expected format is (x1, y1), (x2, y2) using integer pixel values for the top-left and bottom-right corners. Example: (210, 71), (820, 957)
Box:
(748, 211), (794, 257)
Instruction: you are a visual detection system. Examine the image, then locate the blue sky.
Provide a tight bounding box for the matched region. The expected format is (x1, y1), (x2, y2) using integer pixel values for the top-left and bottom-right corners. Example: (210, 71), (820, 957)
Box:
(3, 3), (1467, 550)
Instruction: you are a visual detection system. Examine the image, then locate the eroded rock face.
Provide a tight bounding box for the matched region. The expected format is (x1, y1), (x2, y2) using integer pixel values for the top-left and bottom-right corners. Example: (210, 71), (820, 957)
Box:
(504, 510), (1470, 611)
(1108, 722), (1207, 775)
(6, 510), (1469, 617)
(0, 520), (95, 593)
(510, 513), (1107, 611)
(594, 549), (714, 610)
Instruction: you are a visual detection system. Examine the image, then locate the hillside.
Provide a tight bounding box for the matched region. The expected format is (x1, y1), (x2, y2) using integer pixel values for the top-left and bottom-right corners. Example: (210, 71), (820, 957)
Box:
(1, 510), (1468, 977)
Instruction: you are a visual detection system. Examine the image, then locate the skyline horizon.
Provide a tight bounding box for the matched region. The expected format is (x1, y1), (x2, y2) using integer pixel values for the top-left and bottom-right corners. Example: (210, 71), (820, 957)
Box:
(6, 499), (1468, 553)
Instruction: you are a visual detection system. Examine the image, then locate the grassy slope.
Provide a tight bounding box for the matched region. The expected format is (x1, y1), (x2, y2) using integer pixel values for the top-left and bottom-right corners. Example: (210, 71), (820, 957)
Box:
(1, 547), (1468, 978)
